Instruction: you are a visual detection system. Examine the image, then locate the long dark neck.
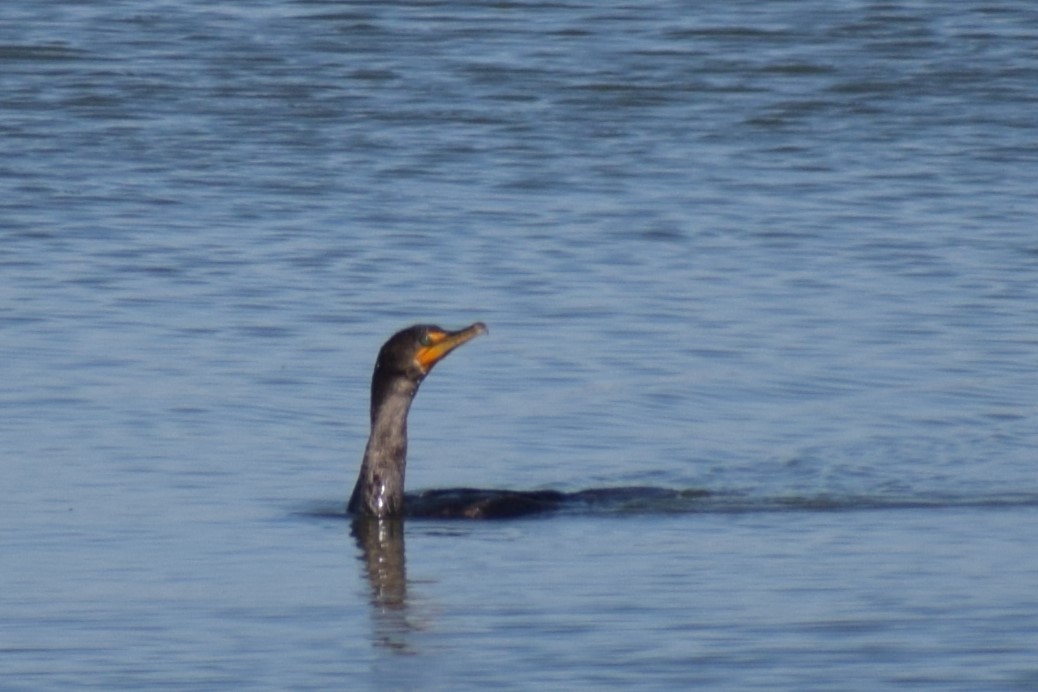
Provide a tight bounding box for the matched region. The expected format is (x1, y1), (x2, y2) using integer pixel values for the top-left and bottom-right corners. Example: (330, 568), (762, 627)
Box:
(347, 371), (420, 517)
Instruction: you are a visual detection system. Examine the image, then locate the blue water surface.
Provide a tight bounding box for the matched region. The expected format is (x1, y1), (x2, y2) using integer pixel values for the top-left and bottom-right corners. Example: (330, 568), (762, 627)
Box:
(2, 1), (1038, 689)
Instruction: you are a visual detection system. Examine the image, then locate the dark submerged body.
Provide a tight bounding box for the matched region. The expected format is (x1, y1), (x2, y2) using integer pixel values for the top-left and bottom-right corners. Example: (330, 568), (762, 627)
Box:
(404, 486), (710, 519)
(404, 488), (568, 519)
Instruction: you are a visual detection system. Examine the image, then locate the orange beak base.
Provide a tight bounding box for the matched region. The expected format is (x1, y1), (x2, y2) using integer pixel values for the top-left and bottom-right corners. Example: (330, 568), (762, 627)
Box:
(415, 322), (488, 373)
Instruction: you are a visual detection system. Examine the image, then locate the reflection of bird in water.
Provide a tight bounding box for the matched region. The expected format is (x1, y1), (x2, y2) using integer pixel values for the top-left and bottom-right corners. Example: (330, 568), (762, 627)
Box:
(351, 517), (412, 652)
(347, 322), (564, 519)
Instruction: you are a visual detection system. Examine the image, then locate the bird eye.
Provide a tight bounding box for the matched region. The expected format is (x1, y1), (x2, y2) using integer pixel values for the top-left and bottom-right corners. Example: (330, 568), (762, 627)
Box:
(419, 333), (432, 347)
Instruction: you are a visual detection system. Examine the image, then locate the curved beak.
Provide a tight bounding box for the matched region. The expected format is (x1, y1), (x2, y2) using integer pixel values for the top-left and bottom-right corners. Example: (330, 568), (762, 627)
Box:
(415, 322), (488, 373)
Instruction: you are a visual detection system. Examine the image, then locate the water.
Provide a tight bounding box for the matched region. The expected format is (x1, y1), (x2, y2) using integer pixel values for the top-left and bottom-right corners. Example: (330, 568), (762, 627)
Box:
(3, 0), (1038, 688)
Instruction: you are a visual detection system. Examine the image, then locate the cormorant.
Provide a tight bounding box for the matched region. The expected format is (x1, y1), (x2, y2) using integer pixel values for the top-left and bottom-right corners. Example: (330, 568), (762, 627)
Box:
(347, 323), (565, 519)
(346, 323), (704, 519)
(347, 322), (487, 517)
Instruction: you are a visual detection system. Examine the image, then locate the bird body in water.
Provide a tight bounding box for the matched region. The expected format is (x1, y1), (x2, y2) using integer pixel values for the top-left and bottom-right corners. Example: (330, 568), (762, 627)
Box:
(347, 322), (704, 519)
